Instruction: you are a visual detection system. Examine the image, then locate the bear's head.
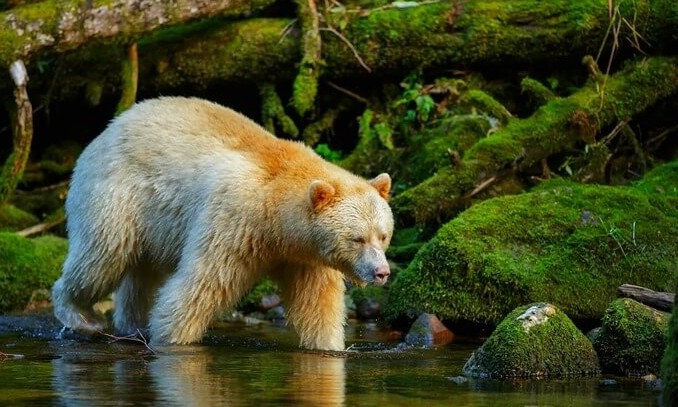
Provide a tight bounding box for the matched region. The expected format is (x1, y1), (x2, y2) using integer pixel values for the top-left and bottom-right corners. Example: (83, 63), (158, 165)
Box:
(308, 173), (394, 286)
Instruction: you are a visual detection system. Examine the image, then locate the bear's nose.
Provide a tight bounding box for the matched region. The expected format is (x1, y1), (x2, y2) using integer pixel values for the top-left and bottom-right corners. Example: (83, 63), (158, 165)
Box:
(374, 264), (390, 285)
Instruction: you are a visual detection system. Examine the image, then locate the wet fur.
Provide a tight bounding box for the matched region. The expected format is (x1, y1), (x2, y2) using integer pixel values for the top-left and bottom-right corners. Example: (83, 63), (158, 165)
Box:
(52, 97), (393, 350)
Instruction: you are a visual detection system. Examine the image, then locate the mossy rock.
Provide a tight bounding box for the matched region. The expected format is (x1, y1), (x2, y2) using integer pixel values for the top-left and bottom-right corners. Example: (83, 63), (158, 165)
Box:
(0, 204), (38, 232)
(593, 298), (669, 376)
(462, 303), (600, 378)
(385, 162), (678, 326)
(237, 279), (279, 312)
(0, 232), (67, 313)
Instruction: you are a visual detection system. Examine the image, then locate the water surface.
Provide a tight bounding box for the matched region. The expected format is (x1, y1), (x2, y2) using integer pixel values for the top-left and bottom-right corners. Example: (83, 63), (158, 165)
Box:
(0, 319), (660, 406)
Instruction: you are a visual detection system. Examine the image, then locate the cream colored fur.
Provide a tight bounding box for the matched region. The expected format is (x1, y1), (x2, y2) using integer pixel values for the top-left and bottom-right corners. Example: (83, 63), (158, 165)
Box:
(52, 97), (393, 351)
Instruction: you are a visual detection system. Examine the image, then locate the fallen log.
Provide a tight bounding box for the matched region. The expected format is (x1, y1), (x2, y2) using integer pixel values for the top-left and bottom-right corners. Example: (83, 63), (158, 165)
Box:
(142, 0), (678, 88)
(618, 284), (675, 312)
(0, 0), (276, 67)
(392, 56), (678, 226)
(5, 0), (678, 95)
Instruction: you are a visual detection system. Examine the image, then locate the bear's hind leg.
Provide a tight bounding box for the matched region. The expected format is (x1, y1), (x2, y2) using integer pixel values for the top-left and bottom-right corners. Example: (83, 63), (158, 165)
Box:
(114, 260), (168, 336)
(52, 247), (131, 333)
(52, 276), (107, 333)
(277, 266), (346, 351)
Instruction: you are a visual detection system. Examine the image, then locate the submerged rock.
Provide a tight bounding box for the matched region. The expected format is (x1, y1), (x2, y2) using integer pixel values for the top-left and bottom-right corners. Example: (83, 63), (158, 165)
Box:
(593, 298), (669, 376)
(404, 313), (454, 346)
(462, 303), (599, 378)
(386, 162), (678, 327)
(260, 294), (281, 310)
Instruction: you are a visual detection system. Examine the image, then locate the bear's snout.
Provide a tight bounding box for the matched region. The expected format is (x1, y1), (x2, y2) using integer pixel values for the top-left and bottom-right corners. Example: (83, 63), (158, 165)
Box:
(374, 264), (390, 285)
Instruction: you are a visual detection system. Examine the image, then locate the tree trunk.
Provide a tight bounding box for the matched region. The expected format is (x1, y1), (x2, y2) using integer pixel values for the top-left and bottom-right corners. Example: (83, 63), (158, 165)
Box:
(0, 60), (32, 204)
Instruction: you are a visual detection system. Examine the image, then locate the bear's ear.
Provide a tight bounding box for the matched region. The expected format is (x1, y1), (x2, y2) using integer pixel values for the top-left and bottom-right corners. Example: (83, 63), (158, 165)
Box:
(369, 173), (391, 200)
(308, 180), (336, 212)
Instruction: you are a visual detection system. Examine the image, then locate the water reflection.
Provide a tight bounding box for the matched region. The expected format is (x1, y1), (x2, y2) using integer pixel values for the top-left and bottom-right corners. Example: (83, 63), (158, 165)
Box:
(289, 353), (345, 406)
(0, 321), (654, 406)
(52, 349), (156, 406)
(51, 344), (346, 406)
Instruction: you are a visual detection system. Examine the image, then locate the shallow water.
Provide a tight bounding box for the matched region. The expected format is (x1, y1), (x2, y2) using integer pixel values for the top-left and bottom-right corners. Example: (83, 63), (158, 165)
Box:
(0, 319), (661, 406)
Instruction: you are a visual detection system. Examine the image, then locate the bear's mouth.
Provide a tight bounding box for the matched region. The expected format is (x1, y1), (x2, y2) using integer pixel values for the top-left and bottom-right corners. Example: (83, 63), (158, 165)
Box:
(343, 270), (369, 287)
(344, 267), (389, 287)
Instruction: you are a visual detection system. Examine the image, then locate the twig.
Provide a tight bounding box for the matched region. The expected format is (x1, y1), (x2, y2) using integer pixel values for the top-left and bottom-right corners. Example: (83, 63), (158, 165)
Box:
(16, 217), (66, 237)
(14, 180), (70, 194)
(0, 351), (25, 360)
(99, 329), (157, 354)
(327, 81), (369, 104)
(319, 27), (371, 72)
(278, 18), (298, 44)
(598, 119), (628, 145)
(463, 176), (497, 199)
(644, 124), (678, 148)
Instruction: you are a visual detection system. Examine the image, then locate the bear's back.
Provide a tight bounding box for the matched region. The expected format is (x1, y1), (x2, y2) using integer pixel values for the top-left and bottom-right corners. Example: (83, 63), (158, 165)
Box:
(117, 96), (276, 153)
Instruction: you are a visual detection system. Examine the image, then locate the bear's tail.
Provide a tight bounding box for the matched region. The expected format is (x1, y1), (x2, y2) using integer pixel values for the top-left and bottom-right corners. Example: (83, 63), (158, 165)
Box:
(52, 277), (107, 333)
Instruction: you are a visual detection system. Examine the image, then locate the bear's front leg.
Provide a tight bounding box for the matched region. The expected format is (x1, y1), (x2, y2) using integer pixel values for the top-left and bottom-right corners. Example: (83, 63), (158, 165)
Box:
(278, 266), (346, 351)
(149, 256), (258, 345)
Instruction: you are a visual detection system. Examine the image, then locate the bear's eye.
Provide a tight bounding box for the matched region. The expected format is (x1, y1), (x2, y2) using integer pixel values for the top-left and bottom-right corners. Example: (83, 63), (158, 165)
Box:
(380, 234), (388, 242)
(352, 237), (366, 244)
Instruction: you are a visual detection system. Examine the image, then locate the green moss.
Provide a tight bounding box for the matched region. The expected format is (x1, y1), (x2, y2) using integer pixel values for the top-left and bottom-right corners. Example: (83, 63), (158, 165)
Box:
(520, 77), (556, 105)
(402, 115), (491, 187)
(302, 108), (342, 146)
(463, 90), (512, 124)
(386, 167), (678, 326)
(140, 18), (300, 89)
(259, 83), (299, 138)
(593, 298), (669, 375)
(633, 161), (678, 196)
(292, 64), (319, 117)
(291, 0), (323, 116)
(463, 303), (599, 378)
(0, 203), (38, 231)
(0, 231), (66, 312)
